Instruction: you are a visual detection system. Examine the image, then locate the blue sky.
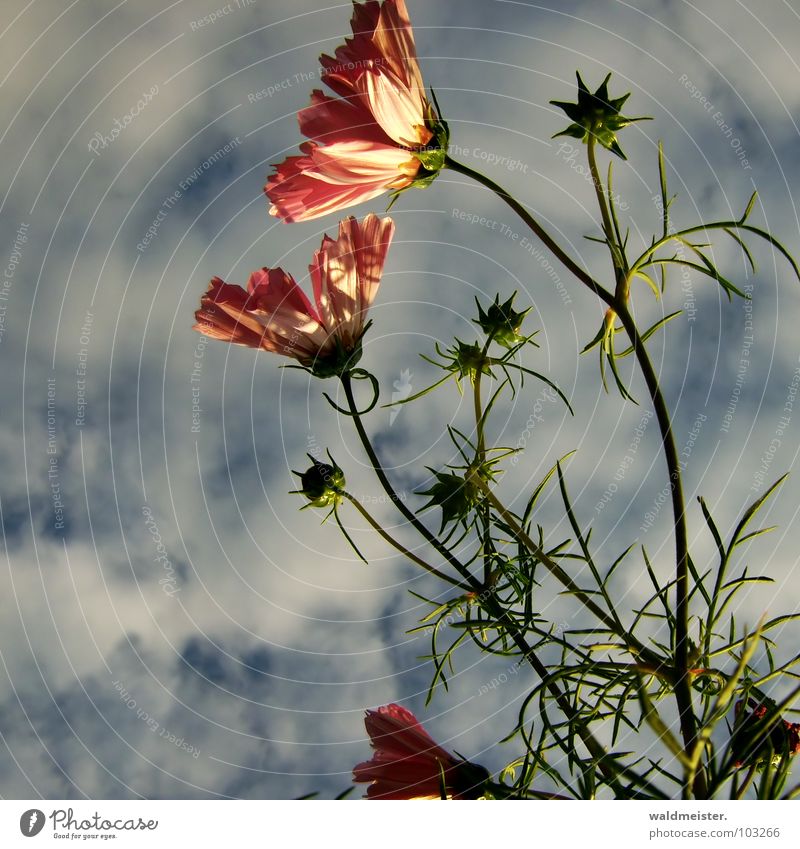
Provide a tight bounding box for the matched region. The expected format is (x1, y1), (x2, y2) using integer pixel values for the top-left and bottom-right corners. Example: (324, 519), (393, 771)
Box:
(1, 0), (800, 799)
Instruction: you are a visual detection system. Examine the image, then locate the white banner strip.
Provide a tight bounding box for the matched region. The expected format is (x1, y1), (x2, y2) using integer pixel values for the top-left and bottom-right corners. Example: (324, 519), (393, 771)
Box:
(1, 799), (798, 848)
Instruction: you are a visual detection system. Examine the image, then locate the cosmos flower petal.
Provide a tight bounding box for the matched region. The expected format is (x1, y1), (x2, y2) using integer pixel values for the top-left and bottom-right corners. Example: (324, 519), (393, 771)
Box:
(266, 141), (415, 223)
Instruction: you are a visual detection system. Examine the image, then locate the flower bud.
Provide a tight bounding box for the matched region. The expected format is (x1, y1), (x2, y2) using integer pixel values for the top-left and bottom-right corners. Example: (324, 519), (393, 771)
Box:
(293, 455), (345, 509)
(551, 72), (651, 160)
(417, 469), (482, 531)
(475, 293), (530, 348)
(452, 339), (491, 382)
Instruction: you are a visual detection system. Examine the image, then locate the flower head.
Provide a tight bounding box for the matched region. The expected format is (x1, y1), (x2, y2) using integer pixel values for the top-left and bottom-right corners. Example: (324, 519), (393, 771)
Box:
(551, 72), (650, 160)
(193, 214), (394, 377)
(353, 703), (490, 799)
(266, 0), (448, 222)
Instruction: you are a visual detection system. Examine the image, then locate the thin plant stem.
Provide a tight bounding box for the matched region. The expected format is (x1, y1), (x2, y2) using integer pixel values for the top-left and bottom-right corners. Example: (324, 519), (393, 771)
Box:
(584, 140), (702, 796)
(444, 155), (615, 307)
(612, 302), (700, 794)
(342, 491), (471, 591)
(586, 138), (620, 278)
(341, 371), (471, 583)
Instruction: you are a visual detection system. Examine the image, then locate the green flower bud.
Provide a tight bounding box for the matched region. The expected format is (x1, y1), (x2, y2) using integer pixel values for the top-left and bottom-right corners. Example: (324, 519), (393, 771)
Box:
(417, 470), (482, 532)
(292, 455), (345, 509)
(452, 339), (492, 382)
(475, 293), (531, 348)
(551, 72), (651, 160)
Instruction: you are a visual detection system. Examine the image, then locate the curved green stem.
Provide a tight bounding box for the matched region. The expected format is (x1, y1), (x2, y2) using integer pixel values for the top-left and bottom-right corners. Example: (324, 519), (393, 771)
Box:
(583, 141), (704, 796)
(473, 339), (491, 584)
(444, 155), (615, 307)
(473, 346), (488, 463)
(341, 372), (474, 584)
(342, 491), (470, 591)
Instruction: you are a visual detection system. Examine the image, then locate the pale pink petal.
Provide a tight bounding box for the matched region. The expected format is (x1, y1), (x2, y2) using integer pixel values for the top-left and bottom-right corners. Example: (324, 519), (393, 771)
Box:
(351, 212), (395, 311)
(353, 703), (481, 800)
(245, 268), (330, 359)
(363, 704), (456, 762)
(374, 0), (425, 94)
(308, 139), (418, 182)
(267, 160), (390, 223)
(319, 2), (383, 97)
(310, 230), (358, 343)
(309, 214), (394, 347)
(193, 272), (330, 363)
(266, 141), (418, 222)
(362, 67), (430, 147)
(246, 267), (319, 319)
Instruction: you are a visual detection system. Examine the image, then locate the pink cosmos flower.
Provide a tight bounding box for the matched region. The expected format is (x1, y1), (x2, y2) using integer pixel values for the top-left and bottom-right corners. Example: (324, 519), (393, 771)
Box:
(266, 0), (447, 223)
(353, 703), (489, 799)
(193, 214), (394, 376)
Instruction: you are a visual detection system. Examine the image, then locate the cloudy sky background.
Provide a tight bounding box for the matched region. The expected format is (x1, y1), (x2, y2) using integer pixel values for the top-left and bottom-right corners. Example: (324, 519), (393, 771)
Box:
(1, 0), (800, 799)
